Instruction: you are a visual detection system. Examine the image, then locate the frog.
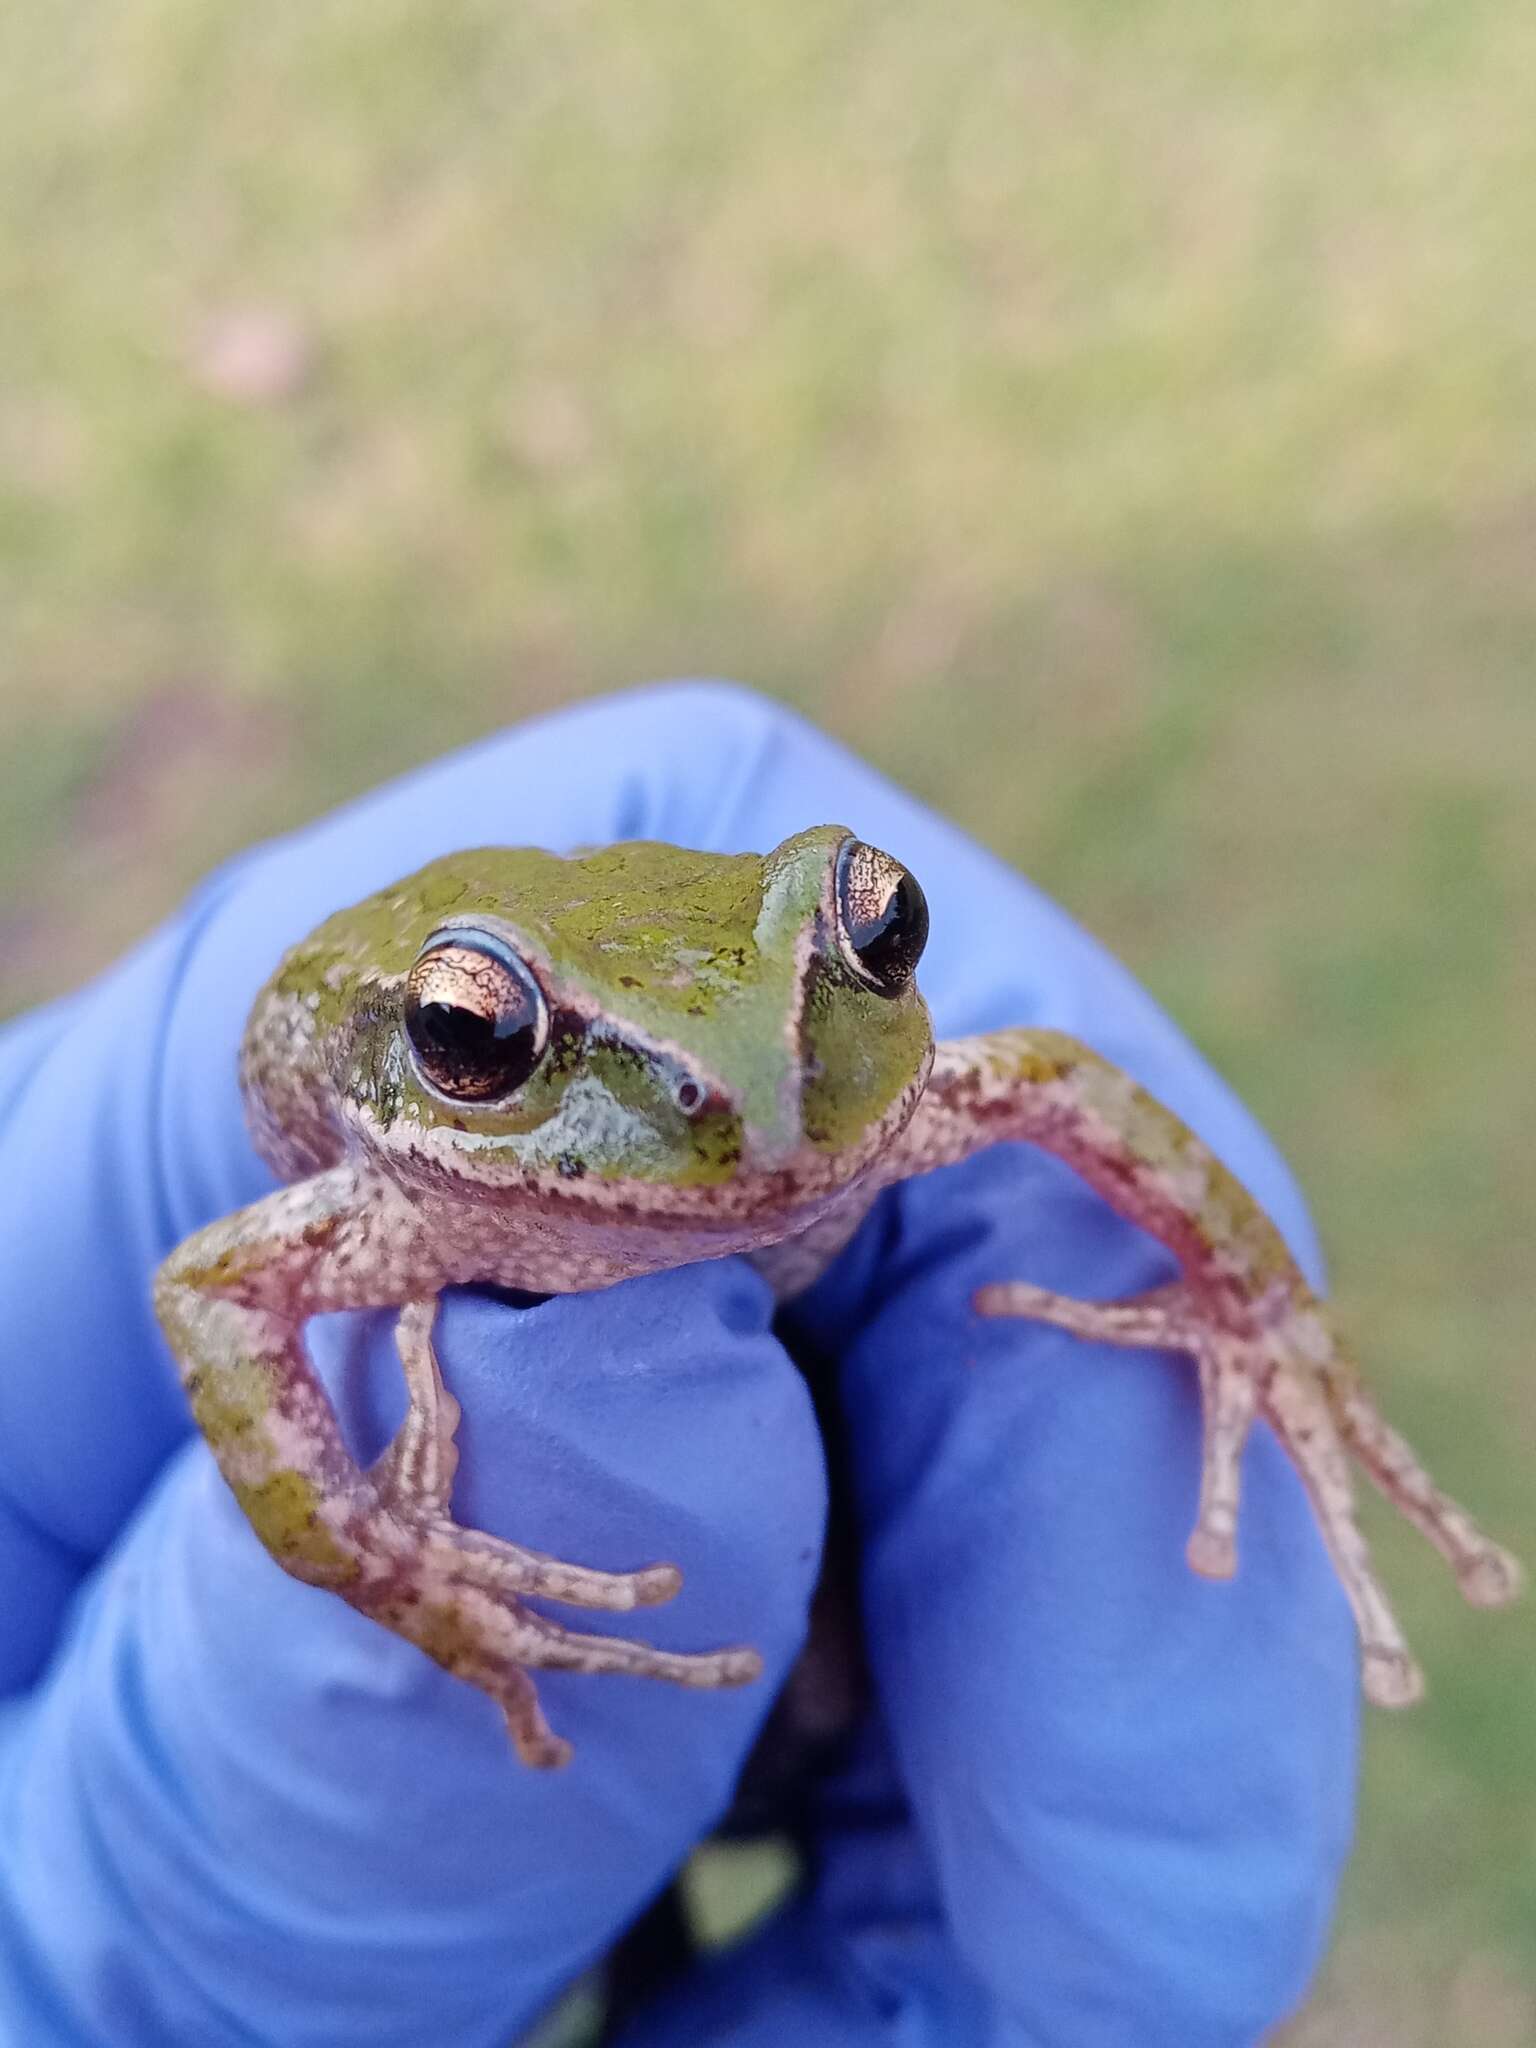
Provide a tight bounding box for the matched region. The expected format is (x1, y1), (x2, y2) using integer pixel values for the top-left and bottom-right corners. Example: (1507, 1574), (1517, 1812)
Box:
(154, 826), (1523, 1768)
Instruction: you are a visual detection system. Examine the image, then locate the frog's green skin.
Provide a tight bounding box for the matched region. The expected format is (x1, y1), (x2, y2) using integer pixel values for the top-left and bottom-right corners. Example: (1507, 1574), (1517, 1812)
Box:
(155, 827), (1522, 1767)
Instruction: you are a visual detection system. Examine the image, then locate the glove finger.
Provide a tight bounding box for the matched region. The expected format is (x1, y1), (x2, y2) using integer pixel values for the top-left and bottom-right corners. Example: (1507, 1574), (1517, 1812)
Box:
(613, 1722), (992, 2048)
(612, 1900), (995, 2048)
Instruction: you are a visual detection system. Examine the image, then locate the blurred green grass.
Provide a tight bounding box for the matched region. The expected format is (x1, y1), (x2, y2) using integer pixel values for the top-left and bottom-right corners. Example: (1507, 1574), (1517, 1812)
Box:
(2, 3), (1532, 2039)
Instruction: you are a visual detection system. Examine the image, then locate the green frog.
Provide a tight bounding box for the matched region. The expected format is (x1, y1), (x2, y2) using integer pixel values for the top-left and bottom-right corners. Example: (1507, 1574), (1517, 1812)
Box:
(154, 827), (1522, 1767)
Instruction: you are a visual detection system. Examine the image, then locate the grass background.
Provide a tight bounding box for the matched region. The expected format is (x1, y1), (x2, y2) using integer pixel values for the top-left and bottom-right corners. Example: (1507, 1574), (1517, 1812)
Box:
(1, 3), (1532, 2038)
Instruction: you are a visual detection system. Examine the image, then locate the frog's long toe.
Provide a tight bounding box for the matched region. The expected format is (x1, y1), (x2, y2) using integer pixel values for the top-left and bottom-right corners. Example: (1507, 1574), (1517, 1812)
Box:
(1458, 1547), (1525, 1608)
(377, 1299), (687, 1615)
(375, 1298), (463, 1516)
(516, 1609), (764, 1688)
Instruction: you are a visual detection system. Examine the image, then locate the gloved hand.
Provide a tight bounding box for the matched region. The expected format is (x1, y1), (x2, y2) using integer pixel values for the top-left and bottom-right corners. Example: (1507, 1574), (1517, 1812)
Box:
(0, 683), (1355, 2048)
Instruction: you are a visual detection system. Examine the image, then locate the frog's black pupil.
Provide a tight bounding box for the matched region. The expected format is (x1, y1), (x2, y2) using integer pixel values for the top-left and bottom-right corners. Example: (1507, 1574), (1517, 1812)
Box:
(838, 847), (929, 996)
(404, 937), (546, 1101)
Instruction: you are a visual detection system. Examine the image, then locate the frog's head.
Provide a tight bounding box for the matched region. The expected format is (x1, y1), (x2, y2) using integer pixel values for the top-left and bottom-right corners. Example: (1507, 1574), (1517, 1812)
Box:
(305, 826), (934, 1233)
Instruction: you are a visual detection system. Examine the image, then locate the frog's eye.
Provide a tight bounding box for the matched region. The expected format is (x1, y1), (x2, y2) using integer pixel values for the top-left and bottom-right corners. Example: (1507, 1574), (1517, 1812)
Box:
(835, 839), (929, 997)
(403, 931), (549, 1102)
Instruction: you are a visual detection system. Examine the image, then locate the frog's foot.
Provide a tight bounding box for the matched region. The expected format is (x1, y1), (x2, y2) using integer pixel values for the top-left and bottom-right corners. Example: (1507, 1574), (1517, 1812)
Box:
(974, 1277), (1522, 1708)
(367, 1575), (763, 1768)
(344, 1294), (762, 1761)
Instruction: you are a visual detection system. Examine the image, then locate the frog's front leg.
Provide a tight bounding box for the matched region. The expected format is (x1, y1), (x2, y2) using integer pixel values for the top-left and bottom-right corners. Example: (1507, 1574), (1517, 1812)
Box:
(885, 1030), (1522, 1706)
(372, 1295), (684, 1613)
(155, 1171), (760, 1766)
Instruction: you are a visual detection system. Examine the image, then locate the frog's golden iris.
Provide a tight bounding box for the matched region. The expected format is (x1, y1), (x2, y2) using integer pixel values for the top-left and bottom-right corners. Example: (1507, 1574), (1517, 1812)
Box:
(403, 933), (548, 1103)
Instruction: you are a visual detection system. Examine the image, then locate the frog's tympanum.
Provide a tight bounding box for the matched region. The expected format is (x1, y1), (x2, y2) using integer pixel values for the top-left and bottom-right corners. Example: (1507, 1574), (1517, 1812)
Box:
(155, 830), (1523, 1766)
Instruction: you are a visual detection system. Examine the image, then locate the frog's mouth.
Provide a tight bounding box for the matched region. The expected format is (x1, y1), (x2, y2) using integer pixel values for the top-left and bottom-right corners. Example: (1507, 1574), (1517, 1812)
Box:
(384, 1055), (929, 1285)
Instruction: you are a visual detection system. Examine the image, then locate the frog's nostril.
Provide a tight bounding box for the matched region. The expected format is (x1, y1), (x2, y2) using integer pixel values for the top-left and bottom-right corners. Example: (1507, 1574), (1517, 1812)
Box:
(674, 1077), (705, 1114)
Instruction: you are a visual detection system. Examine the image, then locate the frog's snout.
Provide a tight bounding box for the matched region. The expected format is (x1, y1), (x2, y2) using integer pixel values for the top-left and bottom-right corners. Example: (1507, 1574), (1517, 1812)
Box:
(738, 1119), (804, 1175)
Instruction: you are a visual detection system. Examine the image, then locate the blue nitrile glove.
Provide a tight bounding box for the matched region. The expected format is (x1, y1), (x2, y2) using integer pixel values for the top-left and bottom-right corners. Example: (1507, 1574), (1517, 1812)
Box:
(0, 684), (1355, 2048)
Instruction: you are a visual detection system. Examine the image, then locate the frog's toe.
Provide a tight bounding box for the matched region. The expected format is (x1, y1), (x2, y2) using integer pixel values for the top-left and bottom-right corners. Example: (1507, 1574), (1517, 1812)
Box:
(514, 1611), (765, 1690)
(442, 1648), (577, 1766)
(626, 1562), (686, 1606)
(974, 1279), (1199, 1351)
(511, 1724), (575, 1770)
(499, 1669), (575, 1769)
(1331, 1381), (1526, 1614)
(1362, 1645), (1426, 1709)
(1185, 1340), (1259, 1583)
(1184, 1527), (1238, 1579)
(1457, 1544), (1524, 1609)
